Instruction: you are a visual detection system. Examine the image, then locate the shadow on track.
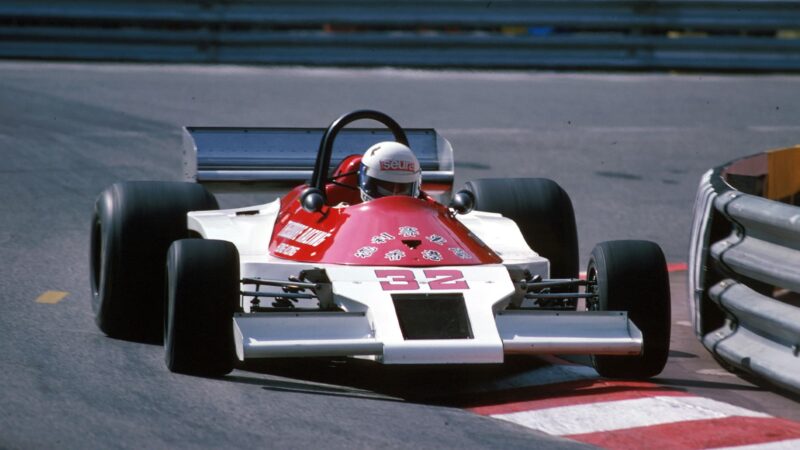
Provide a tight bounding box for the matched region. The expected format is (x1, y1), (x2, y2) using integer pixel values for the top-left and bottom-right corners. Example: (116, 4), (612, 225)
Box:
(225, 355), (557, 405)
(656, 377), (764, 392)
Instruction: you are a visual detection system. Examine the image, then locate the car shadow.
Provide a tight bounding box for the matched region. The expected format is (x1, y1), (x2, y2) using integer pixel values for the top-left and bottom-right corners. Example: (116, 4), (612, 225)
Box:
(225, 355), (560, 405)
(212, 355), (800, 412)
(224, 373), (405, 403)
(655, 377), (764, 392)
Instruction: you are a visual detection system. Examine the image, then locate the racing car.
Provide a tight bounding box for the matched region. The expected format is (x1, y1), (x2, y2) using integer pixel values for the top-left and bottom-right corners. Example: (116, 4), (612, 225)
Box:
(90, 110), (670, 378)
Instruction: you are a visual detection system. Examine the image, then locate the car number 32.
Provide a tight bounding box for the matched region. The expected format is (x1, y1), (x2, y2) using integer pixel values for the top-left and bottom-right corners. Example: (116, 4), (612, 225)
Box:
(375, 269), (469, 291)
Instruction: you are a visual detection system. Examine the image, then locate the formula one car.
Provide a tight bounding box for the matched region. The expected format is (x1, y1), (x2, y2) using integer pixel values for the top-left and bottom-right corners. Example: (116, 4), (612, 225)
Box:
(90, 110), (670, 378)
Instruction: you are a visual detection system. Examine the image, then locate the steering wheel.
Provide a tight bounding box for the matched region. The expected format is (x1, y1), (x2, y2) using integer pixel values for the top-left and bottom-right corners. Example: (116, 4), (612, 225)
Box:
(310, 110), (409, 191)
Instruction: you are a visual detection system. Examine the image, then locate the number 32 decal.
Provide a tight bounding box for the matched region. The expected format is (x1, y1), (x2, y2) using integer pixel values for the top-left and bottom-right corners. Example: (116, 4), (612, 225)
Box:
(375, 269), (469, 291)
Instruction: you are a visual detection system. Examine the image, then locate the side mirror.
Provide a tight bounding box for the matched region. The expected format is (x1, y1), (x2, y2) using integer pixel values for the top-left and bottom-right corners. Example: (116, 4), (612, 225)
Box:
(450, 190), (475, 215)
(300, 187), (326, 212)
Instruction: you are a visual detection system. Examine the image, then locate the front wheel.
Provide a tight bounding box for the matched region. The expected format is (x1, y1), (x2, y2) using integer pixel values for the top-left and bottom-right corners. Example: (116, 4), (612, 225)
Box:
(165, 239), (239, 376)
(588, 240), (671, 379)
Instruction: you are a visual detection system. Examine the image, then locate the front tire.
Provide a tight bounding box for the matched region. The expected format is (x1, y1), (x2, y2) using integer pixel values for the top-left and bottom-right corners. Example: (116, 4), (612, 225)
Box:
(588, 240), (671, 378)
(90, 181), (218, 342)
(165, 239), (239, 376)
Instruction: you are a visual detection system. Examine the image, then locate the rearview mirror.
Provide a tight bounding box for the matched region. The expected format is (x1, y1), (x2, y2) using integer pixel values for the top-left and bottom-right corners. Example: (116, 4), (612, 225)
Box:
(450, 190), (475, 215)
(300, 187), (326, 213)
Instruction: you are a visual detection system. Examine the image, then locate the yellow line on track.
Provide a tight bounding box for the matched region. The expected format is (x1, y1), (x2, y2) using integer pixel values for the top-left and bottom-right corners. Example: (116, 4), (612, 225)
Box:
(36, 291), (69, 304)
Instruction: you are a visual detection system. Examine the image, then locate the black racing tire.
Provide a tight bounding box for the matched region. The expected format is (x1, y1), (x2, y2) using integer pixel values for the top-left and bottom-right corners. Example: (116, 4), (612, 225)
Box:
(90, 181), (218, 342)
(464, 178), (579, 280)
(165, 239), (239, 376)
(588, 240), (671, 379)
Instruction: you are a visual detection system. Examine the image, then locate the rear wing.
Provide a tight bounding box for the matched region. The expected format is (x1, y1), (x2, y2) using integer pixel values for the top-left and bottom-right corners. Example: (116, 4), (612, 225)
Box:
(182, 127), (455, 199)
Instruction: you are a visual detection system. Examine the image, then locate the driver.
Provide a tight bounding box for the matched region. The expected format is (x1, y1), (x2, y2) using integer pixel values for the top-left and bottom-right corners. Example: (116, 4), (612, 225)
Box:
(358, 141), (422, 202)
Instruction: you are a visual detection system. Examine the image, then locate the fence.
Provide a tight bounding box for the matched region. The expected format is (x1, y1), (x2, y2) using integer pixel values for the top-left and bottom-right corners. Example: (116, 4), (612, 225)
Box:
(689, 145), (800, 395)
(1, 1), (799, 71)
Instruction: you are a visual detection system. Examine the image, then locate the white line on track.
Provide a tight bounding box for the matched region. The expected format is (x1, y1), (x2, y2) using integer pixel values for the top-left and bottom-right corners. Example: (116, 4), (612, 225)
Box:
(710, 439), (800, 450)
(747, 126), (800, 132)
(490, 396), (770, 436)
(584, 126), (691, 133)
(439, 128), (536, 135)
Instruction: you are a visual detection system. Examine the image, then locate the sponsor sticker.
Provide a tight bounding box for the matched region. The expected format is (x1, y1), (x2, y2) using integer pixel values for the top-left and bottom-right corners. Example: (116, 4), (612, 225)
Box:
(277, 221), (307, 240)
(295, 227), (331, 247)
(355, 246), (378, 258)
(277, 220), (330, 247)
(449, 247), (473, 260)
(426, 234), (447, 245)
(421, 249), (443, 262)
(380, 159), (417, 172)
(275, 243), (300, 256)
(384, 249), (406, 261)
(398, 226), (420, 238)
(371, 232), (395, 244)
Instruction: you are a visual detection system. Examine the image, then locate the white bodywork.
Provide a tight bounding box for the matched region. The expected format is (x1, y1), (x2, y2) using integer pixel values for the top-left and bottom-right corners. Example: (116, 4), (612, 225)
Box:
(188, 201), (643, 365)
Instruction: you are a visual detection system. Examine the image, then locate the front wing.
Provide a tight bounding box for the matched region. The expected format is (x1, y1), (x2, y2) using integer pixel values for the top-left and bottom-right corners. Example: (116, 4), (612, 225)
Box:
(232, 264), (643, 364)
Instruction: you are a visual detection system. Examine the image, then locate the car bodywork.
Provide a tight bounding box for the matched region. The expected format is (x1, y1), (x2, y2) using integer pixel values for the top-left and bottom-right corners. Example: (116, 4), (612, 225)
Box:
(180, 115), (644, 366)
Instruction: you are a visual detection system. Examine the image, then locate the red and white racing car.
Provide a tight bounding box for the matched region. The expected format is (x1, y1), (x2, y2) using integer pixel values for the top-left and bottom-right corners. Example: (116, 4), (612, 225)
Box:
(90, 110), (670, 378)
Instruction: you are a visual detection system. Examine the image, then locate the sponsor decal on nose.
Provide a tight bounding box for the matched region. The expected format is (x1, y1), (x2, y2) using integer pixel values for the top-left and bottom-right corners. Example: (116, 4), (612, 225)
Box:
(278, 220), (331, 247)
(371, 232), (395, 244)
(398, 226), (419, 237)
(354, 246), (378, 258)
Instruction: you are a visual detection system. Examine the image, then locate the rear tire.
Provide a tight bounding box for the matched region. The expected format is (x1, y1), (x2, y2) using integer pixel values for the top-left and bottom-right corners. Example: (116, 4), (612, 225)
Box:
(90, 181), (218, 342)
(464, 178), (579, 280)
(588, 240), (671, 378)
(165, 239), (239, 376)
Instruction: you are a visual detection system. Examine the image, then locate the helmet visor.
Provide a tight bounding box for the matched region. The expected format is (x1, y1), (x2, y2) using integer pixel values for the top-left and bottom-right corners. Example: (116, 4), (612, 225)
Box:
(359, 165), (419, 199)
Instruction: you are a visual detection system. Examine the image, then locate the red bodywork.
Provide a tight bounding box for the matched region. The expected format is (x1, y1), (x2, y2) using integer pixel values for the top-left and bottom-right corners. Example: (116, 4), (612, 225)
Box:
(268, 182), (502, 266)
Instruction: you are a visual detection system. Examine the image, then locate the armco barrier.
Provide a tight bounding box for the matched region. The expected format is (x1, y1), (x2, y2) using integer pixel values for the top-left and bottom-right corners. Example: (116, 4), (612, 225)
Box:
(0, 1), (799, 71)
(689, 145), (800, 395)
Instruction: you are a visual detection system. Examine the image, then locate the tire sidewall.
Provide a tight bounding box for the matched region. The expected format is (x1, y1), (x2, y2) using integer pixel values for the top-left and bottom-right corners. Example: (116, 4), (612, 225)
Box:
(91, 186), (123, 335)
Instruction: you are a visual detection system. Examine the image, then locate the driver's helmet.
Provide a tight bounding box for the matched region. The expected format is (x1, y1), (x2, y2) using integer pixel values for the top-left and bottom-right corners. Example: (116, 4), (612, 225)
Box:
(358, 141), (422, 202)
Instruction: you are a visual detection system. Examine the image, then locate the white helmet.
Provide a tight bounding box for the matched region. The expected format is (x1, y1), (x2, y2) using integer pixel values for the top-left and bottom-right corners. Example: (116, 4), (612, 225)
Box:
(359, 141), (422, 201)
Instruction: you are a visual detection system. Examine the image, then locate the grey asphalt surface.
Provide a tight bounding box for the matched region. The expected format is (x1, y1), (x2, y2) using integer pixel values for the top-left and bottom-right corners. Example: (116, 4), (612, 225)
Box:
(1, 61), (799, 448)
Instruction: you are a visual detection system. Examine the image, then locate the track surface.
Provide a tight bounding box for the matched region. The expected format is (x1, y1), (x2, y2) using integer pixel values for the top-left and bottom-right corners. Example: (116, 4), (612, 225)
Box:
(1, 62), (799, 449)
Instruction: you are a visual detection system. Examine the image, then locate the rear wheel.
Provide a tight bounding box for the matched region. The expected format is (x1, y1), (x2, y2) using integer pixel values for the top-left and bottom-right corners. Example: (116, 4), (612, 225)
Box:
(165, 239), (239, 376)
(464, 178), (579, 281)
(90, 181), (218, 342)
(588, 240), (671, 378)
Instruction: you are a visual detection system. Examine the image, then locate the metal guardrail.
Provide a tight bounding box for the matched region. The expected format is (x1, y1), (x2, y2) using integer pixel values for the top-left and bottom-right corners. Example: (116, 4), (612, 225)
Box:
(1, 1), (799, 71)
(689, 145), (800, 395)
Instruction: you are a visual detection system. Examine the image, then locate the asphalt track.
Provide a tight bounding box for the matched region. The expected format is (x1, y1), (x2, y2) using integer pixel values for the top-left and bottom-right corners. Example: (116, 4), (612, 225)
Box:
(1, 61), (800, 449)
